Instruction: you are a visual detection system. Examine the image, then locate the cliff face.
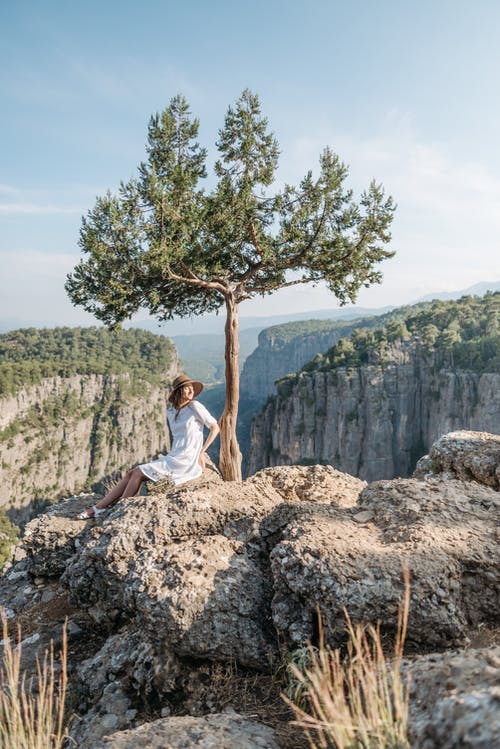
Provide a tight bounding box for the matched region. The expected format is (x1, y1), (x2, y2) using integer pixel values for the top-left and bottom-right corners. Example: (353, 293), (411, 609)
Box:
(249, 345), (500, 480)
(240, 320), (376, 403)
(0, 366), (179, 510)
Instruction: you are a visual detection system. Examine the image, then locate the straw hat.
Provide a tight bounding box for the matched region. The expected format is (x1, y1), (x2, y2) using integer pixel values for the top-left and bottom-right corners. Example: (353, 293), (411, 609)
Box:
(168, 374), (204, 402)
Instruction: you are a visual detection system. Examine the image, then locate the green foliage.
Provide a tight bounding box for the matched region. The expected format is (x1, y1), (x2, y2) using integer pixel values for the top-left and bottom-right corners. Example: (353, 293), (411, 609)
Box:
(66, 89), (395, 327)
(259, 317), (377, 349)
(300, 293), (500, 375)
(0, 510), (18, 570)
(0, 327), (176, 397)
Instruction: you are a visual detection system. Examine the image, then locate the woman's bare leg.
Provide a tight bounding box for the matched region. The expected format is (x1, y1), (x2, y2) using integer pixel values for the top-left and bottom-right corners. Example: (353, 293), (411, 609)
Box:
(121, 467), (147, 499)
(98, 474), (131, 506)
(93, 468), (147, 511)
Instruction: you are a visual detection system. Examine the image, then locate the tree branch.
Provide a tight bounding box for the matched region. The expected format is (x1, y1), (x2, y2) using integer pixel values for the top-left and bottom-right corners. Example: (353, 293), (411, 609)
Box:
(273, 200), (329, 272)
(235, 259), (263, 288)
(249, 275), (315, 293)
(167, 266), (227, 294)
(249, 220), (263, 257)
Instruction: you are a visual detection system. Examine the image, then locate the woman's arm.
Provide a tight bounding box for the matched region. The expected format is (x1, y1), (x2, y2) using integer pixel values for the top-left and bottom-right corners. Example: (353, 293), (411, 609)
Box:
(198, 422), (220, 469)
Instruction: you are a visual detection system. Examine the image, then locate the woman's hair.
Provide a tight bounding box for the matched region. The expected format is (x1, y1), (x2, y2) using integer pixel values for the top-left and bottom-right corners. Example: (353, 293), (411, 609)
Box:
(170, 386), (193, 416)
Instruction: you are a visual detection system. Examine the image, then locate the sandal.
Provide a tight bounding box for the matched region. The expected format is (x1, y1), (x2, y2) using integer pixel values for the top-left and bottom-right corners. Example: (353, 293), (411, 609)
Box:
(77, 505), (107, 520)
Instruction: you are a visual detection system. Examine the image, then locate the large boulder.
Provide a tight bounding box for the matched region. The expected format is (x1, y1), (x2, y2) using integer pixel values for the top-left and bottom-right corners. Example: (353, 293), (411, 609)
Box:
(9, 436), (499, 748)
(60, 483), (282, 667)
(22, 494), (99, 576)
(407, 646), (500, 749)
(95, 712), (280, 749)
(414, 430), (500, 489)
(271, 476), (499, 648)
(247, 464), (365, 507)
(57, 467), (363, 670)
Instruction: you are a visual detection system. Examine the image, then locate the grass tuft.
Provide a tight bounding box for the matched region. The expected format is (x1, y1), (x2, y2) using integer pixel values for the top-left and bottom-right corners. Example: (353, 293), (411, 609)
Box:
(285, 568), (411, 749)
(0, 613), (71, 749)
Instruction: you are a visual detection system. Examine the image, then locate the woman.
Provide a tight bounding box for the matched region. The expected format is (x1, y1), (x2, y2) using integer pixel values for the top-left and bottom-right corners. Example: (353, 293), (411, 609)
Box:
(78, 375), (219, 519)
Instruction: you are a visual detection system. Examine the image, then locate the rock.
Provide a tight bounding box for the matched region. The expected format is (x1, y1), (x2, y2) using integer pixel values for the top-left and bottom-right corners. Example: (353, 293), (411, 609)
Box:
(0, 356), (179, 511)
(407, 646), (500, 749)
(413, 454), (434, 478)
(0, 619), (67, 680)
(240, 317), (383, 404)
(146, 455), (223, 495)
(247, 464), (365, 507)
(352, 510), (374, 523)
(429, 430), (500, 489)
(271, 477), (499, 647)
(0, 560), (32, 614)
(95, 712), (280, 749)
(19, 465), (362, 672)
(61, 481), (286, 668)
(22, 495), (100, 577)
(8, 445), (500, 747)
(69, 626), (181, 749)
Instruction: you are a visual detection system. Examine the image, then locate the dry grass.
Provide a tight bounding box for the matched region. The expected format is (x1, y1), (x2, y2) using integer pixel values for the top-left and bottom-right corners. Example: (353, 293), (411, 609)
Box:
(167, 658), (309, 749)
(0, 613), (72, 749)
(286, 570), (411, 749)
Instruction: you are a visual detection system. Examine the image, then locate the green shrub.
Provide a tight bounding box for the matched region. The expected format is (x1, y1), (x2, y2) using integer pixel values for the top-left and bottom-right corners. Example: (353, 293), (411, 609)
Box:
(0, 326), (176, 397)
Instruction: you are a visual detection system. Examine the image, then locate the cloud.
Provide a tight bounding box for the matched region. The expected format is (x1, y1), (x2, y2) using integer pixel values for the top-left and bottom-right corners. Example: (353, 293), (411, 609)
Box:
(277, 116), (500, 295)
(283, 117), (500, 237)
(0, 184), (20, 195)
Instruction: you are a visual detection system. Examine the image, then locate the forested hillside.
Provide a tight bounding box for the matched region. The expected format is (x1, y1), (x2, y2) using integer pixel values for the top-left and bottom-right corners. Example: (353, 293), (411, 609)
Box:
(0, 326), (176, 397)
(301, 293), (499, 375)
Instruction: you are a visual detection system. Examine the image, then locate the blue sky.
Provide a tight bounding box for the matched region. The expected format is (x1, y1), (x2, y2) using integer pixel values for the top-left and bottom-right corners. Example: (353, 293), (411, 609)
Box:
(1, 0), (499, 327)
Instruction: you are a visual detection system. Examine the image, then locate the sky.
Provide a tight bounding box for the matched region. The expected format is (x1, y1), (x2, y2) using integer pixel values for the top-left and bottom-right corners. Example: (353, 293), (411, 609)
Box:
(1, 0), (499, 331)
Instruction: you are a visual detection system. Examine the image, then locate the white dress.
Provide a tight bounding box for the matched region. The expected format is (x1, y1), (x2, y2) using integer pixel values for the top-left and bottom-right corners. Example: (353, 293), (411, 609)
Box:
(139, 400), (217, 485)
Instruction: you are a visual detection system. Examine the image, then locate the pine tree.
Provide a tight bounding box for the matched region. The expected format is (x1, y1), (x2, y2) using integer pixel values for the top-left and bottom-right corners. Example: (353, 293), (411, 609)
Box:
(66, 90), (396, 480)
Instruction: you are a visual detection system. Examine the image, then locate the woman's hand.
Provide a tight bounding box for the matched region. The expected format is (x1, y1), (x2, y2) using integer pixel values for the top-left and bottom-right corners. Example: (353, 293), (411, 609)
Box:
(198, 423), (219, 472)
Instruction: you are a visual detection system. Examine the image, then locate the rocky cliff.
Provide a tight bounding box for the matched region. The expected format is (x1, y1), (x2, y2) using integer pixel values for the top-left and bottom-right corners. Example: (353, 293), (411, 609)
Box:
(240, 317), (383, 403)
(249, 345), (500, 479)
(0, 373), (180, 511)
(1, 431), (498, 748)
(0, 328), (180, 511)
(249, 294), (500, 479)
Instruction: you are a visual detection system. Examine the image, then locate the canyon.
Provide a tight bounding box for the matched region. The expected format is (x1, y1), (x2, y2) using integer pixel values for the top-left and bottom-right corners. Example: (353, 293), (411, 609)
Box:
(249, 341), (500, 479)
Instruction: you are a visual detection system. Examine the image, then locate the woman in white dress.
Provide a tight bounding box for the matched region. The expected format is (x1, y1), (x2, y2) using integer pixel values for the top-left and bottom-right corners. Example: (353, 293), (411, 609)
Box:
(78, 375), (219, 519)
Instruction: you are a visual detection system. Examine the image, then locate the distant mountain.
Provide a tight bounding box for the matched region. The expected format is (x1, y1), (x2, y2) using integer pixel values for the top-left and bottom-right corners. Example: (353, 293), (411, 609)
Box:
(414, 280), (500, 303)
(171, 328), (261, 382)
(0, 317), (64, 334)
(126, 305), (394, 337)
(1, 281), (497, 337)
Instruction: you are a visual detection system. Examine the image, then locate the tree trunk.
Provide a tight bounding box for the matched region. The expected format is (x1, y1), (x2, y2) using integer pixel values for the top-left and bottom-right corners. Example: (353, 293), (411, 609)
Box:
(219, 293), (243, 481)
